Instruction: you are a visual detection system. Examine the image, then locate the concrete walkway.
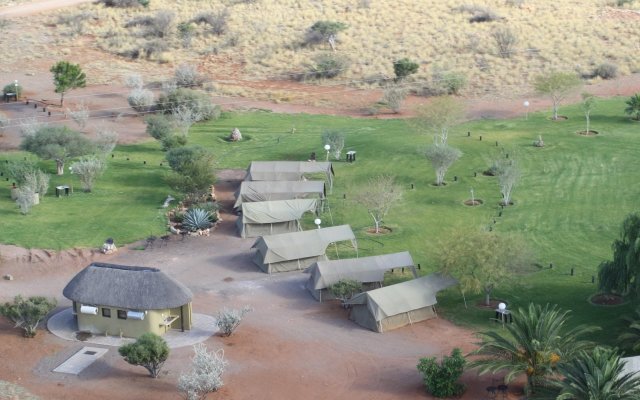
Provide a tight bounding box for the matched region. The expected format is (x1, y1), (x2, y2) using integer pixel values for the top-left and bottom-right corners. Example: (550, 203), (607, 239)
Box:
(47, 308), (218, 349)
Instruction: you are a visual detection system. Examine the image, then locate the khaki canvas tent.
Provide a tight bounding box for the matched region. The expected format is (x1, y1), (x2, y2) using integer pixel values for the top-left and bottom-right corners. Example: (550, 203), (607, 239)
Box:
(236, 198), (318, 238)
(234, 180), (326, 210)
(345, 273), (457, 333)
(245, 161), (334, 192)
(251, 225), (357, 274)
(305, 251), (418, 302)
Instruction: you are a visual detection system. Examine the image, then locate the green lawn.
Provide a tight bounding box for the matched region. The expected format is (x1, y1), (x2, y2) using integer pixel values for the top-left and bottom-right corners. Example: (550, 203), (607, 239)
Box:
(1, 97), (638, 345)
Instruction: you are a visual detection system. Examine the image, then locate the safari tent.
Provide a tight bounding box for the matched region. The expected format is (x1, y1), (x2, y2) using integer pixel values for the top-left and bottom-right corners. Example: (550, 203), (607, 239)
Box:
(251, 225), (357, 274)
(305, 251), (417, 301)
(345, 273), (456, 333)
(244, 161), (334, 191)
(234, 180), (326, 210)
(235, 198), (318, 238)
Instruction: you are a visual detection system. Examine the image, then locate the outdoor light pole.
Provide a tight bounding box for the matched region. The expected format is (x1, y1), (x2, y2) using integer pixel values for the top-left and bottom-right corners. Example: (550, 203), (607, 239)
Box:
(14, 80), (18, 101)
(324, 144), (331, 161)
(314, 218), (322, 229)
(523, 100), (530, 120)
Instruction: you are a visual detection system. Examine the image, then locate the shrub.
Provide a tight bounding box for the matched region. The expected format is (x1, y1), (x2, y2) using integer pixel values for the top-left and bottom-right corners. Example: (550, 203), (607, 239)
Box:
(380, 85), (408, 113)
(625, 93), (640, 120)
(393, 58), (419, 81)
(417, 348), (467, 398)
(183, 208), (212, 232)
(533, 135), (544, 147)
(328, 279), (362, 302)
(143, 39), (168, 58)
(307, 53), (350, 79)
(492, 27), (517, 58)
(157, 88), (220, 121)
(99, 0), (146, 7)
(15, 186), (36, 214)
(95, 125), (118, 155)
(193, 201), (220, 220)
(146, 114), (173, 140)
(175, 64), (203, 88)
(24, 169), (50, 198)
(0, 295), (57, 337)
(192, 10), (229, 36)
(165, 145), (215, 196)
(128, 88), (155, 112)
(464, 6), (500, 23)
(0, 111), (8, 133)
(177, 344), (227, 398)
(3, 82), (22, 97)
(216, 306), (252, 337)
(70, 157), (107, 192)
(66, 102), (90, 130)
(124, 73), (144, 89)
(593, 63), (618, 80)
(161, 133), (188, 150)
(119, 333), (169, 378)
(147, 11), (175, 38)
(7, 160), (37, 185)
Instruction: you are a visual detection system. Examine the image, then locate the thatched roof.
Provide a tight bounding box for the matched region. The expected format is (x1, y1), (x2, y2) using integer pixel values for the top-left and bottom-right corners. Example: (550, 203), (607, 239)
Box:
(63, 263), (193, 310)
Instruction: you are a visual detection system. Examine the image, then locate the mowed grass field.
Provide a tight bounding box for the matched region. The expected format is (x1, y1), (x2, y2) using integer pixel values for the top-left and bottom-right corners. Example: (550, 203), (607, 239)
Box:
(0, 96), (638, 343)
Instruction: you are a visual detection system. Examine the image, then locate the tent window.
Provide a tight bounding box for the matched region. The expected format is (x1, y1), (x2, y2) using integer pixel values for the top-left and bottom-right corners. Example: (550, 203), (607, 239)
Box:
(117, 310), (127, 320)
(102, 308), (111, 318)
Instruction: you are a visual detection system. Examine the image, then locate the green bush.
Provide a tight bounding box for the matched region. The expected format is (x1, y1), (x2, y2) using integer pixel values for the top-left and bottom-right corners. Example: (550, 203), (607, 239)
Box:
(157, 88), (220, 121)
(145, 114), (173, 140)
(161, 134), (188, 151)
(304, 21), (348, 46)
(3, 82), (22, 97)
(307, 53), (350, 79)
(417, 348), (466, 398)
(393, 58), (419, 80)
(593, 63), (618, 80)
(328, 279), (362, 302)
(119, 333), (169, 378)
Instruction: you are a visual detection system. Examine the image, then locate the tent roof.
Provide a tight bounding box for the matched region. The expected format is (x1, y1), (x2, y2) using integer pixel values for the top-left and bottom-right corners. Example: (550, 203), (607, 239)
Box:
(234, 180), (325, 209)
(251, 225), (355, 263)
(306, 251), (416, 290)
(345, 273), (456, 321)
(245, 161), (334, 181)
(63, 263), (193, 310)
(240, 199), (318, 224)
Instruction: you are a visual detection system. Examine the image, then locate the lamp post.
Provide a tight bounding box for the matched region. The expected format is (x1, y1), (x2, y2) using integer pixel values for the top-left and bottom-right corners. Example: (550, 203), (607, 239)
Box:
(14, 80), (18, 101)
(314, 218), (322, 229)
(324, 144), (331, 161)
(523, 100), (530, 120)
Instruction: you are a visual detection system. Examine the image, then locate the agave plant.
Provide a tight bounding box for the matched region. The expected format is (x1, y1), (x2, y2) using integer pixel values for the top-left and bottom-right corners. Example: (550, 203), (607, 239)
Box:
(182, 208), (212, 232)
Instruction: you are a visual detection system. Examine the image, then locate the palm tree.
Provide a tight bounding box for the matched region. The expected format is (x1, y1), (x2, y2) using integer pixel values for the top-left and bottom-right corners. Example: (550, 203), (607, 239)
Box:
(598, 213), (640, 298)
(624, 94), (640, 121)
(468, 303), (599, 394)
(534, 347), (640, 400)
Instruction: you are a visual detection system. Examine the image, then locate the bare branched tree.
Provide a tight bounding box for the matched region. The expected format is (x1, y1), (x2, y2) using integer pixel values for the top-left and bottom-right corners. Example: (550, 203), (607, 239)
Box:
(412, 96), (466, 145)
(70, 156), (106, 192)
(173, 105), (202, 136)
(423, 144), (462, 186)
(321, 129), (345, 160)
(381, 84), (408, 113)
(123, 73), (144, 89)
(95, 125), (119, 155)
(496, 159), (519, 206)
(66, 102), (90, 130)
(355, 175), (403, 233)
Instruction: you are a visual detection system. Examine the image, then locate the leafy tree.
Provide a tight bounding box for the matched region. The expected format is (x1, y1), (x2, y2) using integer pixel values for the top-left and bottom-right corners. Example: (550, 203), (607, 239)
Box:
(0, 295), (57, 337)
(598, 213), (640, 298)
(534, 347), (640, 400)
(354, 175), (403, 233)
(438, 228), (532, 306)
(173, 105), (202, 136)
(423, 144), (462, 186)
(321, 129), (345, 160)
(50, 61), (86, 106)
(20, 125), (95, 175)
(165, 145), (215, 198)
(2, 82), (22, 97)
(468, 303), (598, 394)
(624, 93), (640, 121)
(328, 279), (363, 303)
(177, 343), (227, 400)
(161, 133), (188, 151)
(216, 306), (252, 337)
(305, 20), (348, 50)
(581, 92), (597, 134)
(412, 96), (466, 144)
(393, 58), (419, 81)
(533, 72), (582, 120)
(7, 160), (38, 185)
(417, 348), (466, 398)
(70, 156), (106, 192)
(118, 333), (169, 378)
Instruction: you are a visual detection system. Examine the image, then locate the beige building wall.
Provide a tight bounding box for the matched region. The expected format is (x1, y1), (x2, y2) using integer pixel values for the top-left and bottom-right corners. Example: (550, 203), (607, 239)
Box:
(73, 301), (192, 339)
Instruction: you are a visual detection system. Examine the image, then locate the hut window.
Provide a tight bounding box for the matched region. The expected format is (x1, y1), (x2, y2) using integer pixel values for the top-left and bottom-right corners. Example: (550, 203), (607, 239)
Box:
(117, 310), (127, 320)
(102, 308), (111, 318)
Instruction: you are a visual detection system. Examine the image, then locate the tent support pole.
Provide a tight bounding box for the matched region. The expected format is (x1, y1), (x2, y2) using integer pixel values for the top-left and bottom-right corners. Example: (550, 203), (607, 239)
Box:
(407, 311), (413, 325)
(334, 242), (339, 259)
